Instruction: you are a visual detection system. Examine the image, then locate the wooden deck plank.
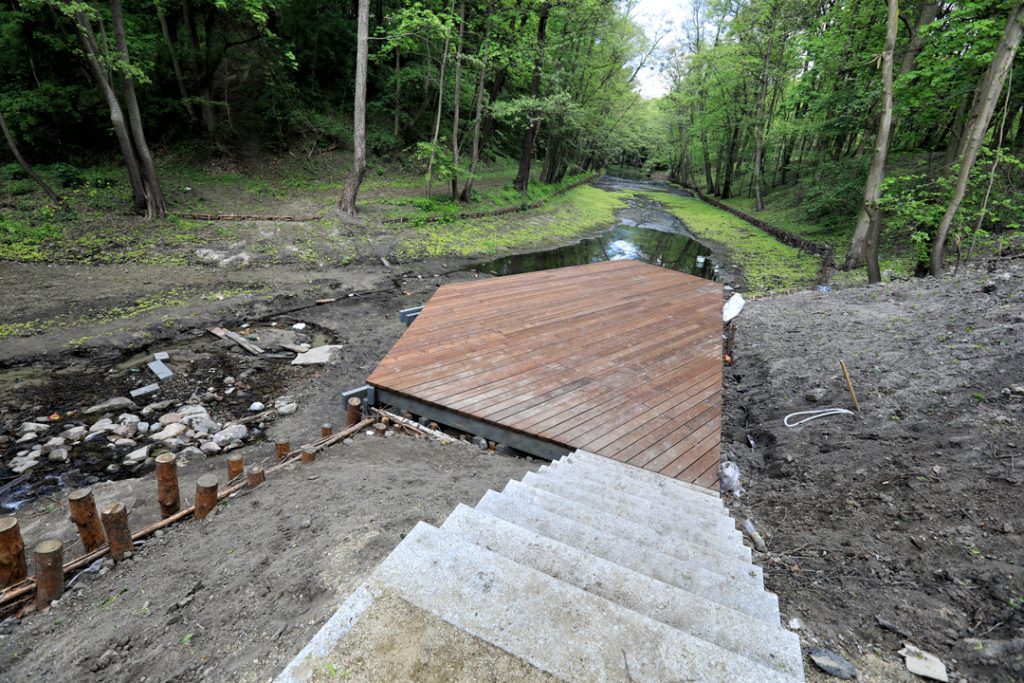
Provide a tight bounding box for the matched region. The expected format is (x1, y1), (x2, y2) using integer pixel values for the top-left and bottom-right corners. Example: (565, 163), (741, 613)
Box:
(366, 260), (724, 488)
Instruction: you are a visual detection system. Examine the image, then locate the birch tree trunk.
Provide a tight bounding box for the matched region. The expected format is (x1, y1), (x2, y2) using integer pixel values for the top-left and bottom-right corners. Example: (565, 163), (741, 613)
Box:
(339, 0), (369, 216)
(930, 2), (1024, 275)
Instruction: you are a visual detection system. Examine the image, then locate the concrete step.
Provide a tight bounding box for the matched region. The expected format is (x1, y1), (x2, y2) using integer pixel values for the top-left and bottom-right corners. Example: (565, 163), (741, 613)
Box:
(526, 468), (739, 538)
(474, 492), (778, 621)
(508, 479), (750, 564)
(372, 522), (799, 682)
(547, 456), (729, 516)
(569, 449), (723, 503)
(442, 504), (803, 678)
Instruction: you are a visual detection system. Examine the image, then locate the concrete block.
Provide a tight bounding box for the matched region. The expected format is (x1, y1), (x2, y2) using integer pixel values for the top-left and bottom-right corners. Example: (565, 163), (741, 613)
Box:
(528, 467), (738, 536)
(473, 492), (777, 619)
(507, 479), (750, 563)
(147, 359), (174, 380)
(372, 523), (797, 682)
(442, 505), (803, 678)
(546, 457), (728, 515)
(569, 449), (723, 503)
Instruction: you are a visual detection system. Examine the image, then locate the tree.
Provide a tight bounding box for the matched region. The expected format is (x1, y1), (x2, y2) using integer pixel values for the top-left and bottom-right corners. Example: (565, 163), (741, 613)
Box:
(68, 1), (165, 218)
(513, 1), (549, 193)
(0, 107), (62, 205)
(846, 0), (899, 283)
(929, 1), (1023, 275)
(339, 0), (370, 216)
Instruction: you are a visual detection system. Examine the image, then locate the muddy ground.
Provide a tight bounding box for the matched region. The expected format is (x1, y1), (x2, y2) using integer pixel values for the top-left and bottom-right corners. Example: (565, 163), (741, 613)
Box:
(724, 261), (1024, 682)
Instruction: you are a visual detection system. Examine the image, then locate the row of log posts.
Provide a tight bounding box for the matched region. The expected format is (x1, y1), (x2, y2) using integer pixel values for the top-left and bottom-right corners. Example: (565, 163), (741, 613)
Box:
(0, 416), (375, 611)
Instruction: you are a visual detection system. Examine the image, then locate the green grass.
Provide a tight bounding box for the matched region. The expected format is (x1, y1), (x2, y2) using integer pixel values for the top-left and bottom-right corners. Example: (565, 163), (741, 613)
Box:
(646, 191), (821, 296)
(394, 185), (632, 259)
(0, 286), (268, 338)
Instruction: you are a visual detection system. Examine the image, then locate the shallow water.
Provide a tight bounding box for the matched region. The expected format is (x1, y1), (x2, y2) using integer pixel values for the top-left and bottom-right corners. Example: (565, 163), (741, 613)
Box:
(475, 176), (716, 279)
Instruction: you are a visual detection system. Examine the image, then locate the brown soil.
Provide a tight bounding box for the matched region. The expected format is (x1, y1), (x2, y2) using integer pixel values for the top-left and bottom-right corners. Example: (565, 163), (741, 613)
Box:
(723, 261), (1024, 682)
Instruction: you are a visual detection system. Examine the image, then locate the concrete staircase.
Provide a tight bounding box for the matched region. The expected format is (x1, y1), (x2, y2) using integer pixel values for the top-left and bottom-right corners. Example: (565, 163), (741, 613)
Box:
(276, 449), (804, 682)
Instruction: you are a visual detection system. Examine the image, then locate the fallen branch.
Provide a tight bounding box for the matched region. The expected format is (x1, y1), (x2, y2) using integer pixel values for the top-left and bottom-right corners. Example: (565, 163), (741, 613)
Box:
(208, 327), (264, 355)
(370, 407), (453, 444)
(0, 417), (374, 611)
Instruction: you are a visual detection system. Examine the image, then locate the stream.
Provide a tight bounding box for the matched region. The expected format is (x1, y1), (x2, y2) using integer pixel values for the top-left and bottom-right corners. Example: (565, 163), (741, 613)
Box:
(475, 176), (718, 280)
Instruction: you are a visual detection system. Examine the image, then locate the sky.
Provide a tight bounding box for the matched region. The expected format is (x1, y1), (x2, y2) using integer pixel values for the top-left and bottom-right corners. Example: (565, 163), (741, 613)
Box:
(630, 0), (692, 98)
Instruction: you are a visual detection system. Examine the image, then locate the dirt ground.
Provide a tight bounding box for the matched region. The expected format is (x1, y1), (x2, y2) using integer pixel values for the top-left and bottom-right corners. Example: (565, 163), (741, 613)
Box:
(2, 183), (1022, 681)
(723, 260), (1024, 682)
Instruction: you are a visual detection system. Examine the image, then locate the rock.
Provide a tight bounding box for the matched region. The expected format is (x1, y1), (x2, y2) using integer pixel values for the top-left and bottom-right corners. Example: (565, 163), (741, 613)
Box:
(218, 252), (252, 269)
(61, 425), (88, 442)
(106, 464), (120, 474)
(9, 455), (39, 474)
(18, 422), (50, 435)
(787, 617), (803, 631)
(195, 248), (225, 263)
(200, 441), (221, 455)
(142, 399), (176, 414)
(118, 414), (140, 425)
(178, 404), (210, 419)
(1004, 521), (1015, 534)
(41, 436), (65, 452)
(291, 345), (343, 365)
(125, 445), (150, 463)
(16, 432), (38, 444)
(110, 423), (137, 438)
(1010, 384), (1024, 396)
(809, 648), (858, 680)
(149, 423), (188, 441)
(158, 413), (183, 426)
(176, 446), (203, 464)
(113, 439), (137, 448)
(89, 418), (115, 434)
(299, 519), (312, 529)
(212, 424), (248, 446)
(249, 401), (265, 412)
(84, 397), (138, 415)
(137, 422), (151, 434)
(805, 387), (827, 403)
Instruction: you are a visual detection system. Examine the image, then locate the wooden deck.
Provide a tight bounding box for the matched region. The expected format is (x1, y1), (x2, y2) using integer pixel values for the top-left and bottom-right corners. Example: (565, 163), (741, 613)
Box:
(367, 260), (724, 488)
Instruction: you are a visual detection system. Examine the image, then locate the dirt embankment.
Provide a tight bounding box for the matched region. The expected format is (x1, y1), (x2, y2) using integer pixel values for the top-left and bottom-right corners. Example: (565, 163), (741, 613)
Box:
(723, 261), (1024, 682)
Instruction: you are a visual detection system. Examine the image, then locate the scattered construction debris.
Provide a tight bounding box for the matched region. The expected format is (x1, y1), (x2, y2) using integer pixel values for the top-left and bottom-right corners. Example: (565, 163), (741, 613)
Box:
(208, 327), (265, 355)
(899, 643), (949, 682)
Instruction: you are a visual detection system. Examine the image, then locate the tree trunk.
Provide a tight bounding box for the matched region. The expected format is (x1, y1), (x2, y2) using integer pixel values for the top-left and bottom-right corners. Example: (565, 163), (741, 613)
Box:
(158, 9), (194, 118)
(339, 0), (370, 215)
(74, 12), (147, 216)
(112, 0), (166, 218)
(459, 3), (492, 202)
(393, 49), (401, 139)
(846, 0), (898, 282)
(513, 2), (549, 193)
(450, 0), (466, 201)
(930, 2), (1024, 275)
(0, 109), (62, 205)
(425, 0), (456, 197)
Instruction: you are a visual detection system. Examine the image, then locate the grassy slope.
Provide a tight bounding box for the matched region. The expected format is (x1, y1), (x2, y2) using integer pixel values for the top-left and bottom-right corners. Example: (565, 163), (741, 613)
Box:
(393, 185), (632, 259)
(645, 190), (821, 296)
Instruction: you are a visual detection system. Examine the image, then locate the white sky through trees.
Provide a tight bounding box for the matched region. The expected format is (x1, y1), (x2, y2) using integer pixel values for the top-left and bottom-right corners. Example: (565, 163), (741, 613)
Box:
(631, 0), (690, 98)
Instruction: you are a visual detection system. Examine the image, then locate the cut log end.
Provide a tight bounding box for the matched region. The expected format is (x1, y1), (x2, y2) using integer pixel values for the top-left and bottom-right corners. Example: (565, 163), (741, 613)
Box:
(194, 475), (219, 521)
(0, 516), (28, 588)
(33, 539), (64, 610)
(67, 488), (105, 553)
(227, 454), (245, 480)
(100, 502), (132, 562)
(155, 453), (180, 518)
(247, 466), (266, 488)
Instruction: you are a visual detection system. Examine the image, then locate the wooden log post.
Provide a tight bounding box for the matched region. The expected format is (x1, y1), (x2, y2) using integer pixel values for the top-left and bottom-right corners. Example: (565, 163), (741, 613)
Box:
(0, 517), (28, 587)
(33, 539), (63, 610)
(321, 423), (333, 438)
(227, 454), (245, 480)
(346, 397), (362, 427)
(247, 466), (265, 488)
(155, 453), (180, 518)
(194, 475), (219, 521)
(100, 503), (132, 562)
(372, 422), (387, 438)
(275, 440), (290, 461)
(300, 446), (316, 464)
(67, 488), (106, 553)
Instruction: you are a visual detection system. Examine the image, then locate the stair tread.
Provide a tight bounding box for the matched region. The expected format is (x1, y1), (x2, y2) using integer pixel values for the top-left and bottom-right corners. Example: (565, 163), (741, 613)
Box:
(442, 504), (803, 678)
(570, 450), (724, 502)
(372, 523), (799, 683)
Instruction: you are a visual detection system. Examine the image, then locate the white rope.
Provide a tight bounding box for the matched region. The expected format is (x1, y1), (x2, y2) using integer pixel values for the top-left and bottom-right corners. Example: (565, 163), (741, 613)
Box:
(784, 408), (856, 427)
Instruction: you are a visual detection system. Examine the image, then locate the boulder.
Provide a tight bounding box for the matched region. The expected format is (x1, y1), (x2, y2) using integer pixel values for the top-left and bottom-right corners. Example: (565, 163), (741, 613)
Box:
(149, 423), (188, 442)
(61, 426), (88, 442)
(212, 424), (248, 447)
(48, 448), (69, 463)
(18, 422), (50, 436)
(200, 441), (221, 455)
(84, 397), (138, 415)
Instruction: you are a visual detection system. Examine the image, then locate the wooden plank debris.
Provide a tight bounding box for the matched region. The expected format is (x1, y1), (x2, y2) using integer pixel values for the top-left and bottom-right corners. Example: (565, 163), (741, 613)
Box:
(208, 327), (265, 355)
